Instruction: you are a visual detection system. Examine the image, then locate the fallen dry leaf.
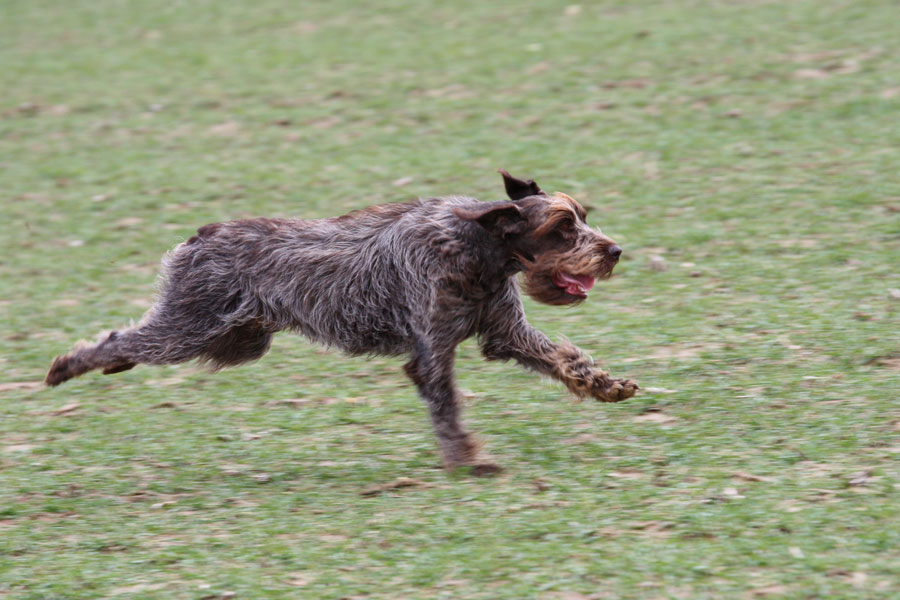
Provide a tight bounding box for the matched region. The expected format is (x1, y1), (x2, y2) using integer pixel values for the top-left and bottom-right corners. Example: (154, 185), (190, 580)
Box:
(786, 50), (843, 63)
(115, 217), (143, 228)
(52, 298), (81, 307)
(721, 487), (744, 499)
(4, 444), (37, 453)
(847, 469), (878, 487)
(143, 376), (185, 387)
(200, 592), (236, 600)
(624, 342), (723, 363)
(609, 469), (645, 480)
(150, 401), (180, 409)
(50, 402), (81, 416)
(129, 297), (153, 309)
(733, 471), (775, 483)
(528, 61), (552, 74)
(271, 398), (311, 408)
(648, 255), (668, 271)
(562, 432), (599, 445)
(778, 500), (804, 513)
(0, 381), (43, 392)
(307, 115), (341, 129)
(109, 583), (168, 596)
(293, 21), (319, 35)
(793, 68), (830, 80)
(603, 78), (649, 89)
(634, 411), (679, 426)
(220, 464), (250, 476)
(828, 59), (859, 74)
(360, 477), (427, 496)
(547, 593), (592, 600)
(532, 477), (551, 492)
(750, 584), (789, 597)
(208, 121), (240, 136)
(285, 575), (311, 587)
(17, 102), (40, 115)
(806, 488), (839, 502)
(630, 520), (673, 533)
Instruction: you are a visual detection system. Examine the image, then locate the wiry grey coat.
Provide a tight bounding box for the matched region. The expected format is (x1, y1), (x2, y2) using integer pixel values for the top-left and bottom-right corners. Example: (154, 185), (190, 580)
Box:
(46, 171), (637, 473)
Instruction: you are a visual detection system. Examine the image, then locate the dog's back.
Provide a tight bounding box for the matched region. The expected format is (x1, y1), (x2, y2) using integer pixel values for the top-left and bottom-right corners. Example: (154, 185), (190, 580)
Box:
(162, 197), (494, 356)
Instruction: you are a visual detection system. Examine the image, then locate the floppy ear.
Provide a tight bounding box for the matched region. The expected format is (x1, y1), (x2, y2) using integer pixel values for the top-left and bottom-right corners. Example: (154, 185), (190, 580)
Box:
(453, 201), (525, 237)
(498, 169), (547, 200)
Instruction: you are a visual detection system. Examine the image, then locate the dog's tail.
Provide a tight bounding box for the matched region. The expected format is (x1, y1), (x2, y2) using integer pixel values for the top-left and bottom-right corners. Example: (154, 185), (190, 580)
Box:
(45, 332), (136, 387)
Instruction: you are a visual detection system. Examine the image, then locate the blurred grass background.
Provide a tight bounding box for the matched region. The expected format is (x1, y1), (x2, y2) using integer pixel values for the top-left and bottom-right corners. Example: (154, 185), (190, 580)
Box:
(1, 1), (899, 598)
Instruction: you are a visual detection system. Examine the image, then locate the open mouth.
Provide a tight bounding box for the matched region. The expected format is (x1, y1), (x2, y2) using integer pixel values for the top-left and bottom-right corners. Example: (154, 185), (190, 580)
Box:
(552, 271), (596, 298)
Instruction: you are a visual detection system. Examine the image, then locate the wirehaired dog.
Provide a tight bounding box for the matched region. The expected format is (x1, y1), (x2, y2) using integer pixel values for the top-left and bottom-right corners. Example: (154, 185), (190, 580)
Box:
(46, 171), (637, 473)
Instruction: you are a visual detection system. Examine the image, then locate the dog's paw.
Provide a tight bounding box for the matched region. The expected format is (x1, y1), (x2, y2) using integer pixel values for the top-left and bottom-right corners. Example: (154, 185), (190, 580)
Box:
(590, 376), (639, 403)
(439, 434), (503, 476)
(469, 461), (505, 477)
(45, 355), (72, 387)
(447, 461), (504, 477)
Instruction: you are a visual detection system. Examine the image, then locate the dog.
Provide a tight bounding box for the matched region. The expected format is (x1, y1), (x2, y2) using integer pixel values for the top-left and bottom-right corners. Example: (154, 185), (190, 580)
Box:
(46, 171), (638, 473)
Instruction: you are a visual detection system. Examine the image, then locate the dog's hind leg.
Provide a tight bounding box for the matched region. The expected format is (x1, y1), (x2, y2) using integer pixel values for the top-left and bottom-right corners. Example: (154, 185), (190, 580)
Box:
(45, 331), (126, 386)
(45, 307), (233, 386)
(45, 235), (263, 386)
(45, 329), (144, 386)
(45, 314), (276, 386)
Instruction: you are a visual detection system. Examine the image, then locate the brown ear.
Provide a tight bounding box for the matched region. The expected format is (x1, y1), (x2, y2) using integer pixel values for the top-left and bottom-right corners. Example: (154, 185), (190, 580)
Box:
(498, 169), (547, 200)
(453, 201), (525, 237)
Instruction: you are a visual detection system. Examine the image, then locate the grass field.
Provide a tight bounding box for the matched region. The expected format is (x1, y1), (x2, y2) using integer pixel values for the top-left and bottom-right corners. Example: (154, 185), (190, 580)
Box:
(2, 1), (899, 598)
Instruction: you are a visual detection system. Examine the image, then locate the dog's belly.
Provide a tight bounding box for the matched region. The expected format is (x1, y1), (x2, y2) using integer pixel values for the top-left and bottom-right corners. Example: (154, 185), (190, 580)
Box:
(297, 323), (412, 357)
(287, 303), (413, 357)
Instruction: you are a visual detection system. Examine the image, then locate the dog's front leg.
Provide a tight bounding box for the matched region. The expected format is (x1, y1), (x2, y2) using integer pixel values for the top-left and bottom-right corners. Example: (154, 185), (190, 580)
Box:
(404, 340), (501, 475)
(481, 321), (638, 403)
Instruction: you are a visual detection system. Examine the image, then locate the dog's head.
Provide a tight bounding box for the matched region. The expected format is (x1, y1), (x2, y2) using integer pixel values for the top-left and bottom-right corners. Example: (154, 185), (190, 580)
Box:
(454, 170), (622, 305)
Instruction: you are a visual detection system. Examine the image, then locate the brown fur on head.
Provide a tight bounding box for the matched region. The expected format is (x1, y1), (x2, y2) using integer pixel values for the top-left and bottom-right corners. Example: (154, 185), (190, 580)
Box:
(516, 189), (621, 305)
(460, 171), (622, 306)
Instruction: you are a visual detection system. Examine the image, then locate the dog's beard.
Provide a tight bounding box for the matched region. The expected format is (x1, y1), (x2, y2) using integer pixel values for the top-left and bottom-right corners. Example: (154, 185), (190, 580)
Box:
(519, 252), (615, 306)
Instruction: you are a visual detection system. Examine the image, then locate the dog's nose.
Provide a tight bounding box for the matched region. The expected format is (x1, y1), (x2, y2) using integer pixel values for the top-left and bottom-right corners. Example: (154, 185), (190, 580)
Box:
(607, 245), (622, 260)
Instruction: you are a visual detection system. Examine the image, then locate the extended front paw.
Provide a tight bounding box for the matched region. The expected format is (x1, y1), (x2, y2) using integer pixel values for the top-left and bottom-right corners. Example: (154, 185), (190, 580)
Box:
(590, 376), (639, 403)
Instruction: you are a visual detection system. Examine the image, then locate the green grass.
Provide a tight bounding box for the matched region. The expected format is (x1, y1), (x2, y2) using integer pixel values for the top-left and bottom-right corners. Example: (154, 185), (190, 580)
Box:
(2, 0), (899, 598)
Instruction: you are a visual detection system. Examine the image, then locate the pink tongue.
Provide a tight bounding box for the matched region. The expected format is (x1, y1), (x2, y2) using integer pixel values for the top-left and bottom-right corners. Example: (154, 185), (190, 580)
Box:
(554, 272), (595, 295)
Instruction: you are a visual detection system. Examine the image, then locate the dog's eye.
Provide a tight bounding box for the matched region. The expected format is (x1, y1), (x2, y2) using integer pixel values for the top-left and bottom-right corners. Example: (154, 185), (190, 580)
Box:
(557, 219), (576, 234)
